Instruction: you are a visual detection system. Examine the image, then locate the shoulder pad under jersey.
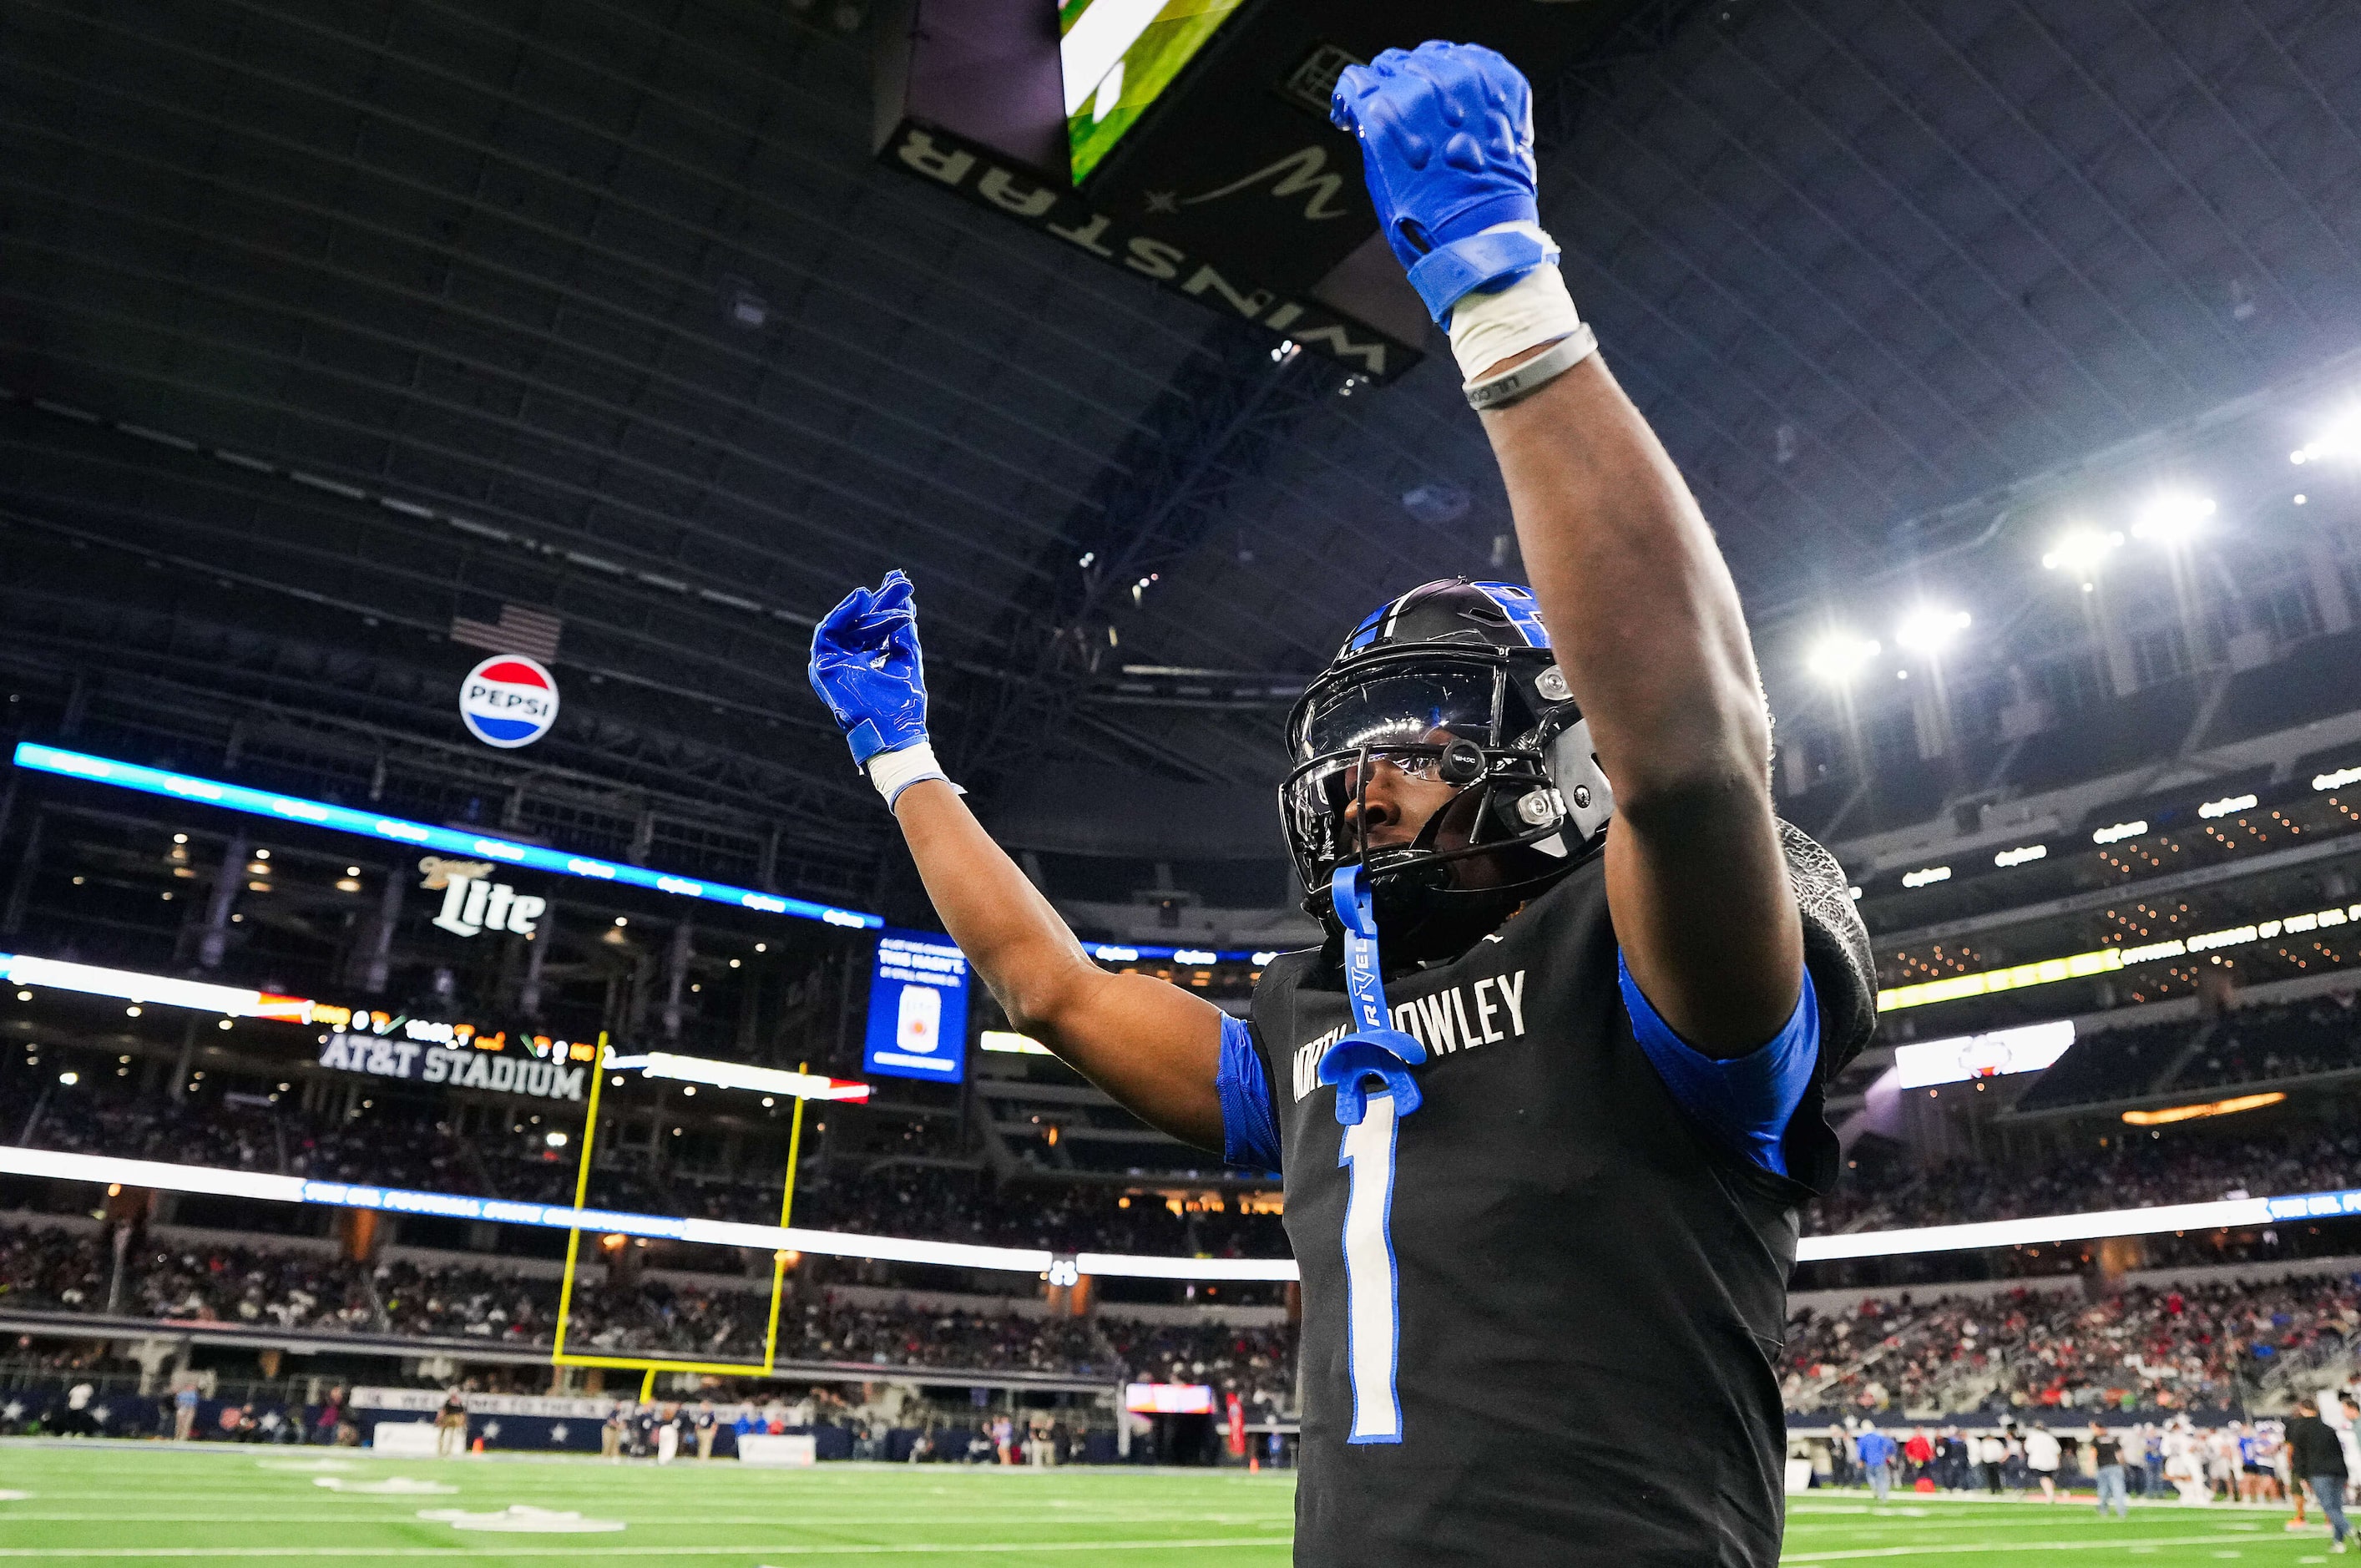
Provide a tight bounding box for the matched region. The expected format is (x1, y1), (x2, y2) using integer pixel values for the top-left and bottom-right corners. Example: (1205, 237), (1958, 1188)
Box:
(1781, 819), (1876, 1077)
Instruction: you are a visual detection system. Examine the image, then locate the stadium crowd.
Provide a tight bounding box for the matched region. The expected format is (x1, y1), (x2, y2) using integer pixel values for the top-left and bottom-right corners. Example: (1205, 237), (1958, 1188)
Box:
(2179, 994), (2361, 1092)
(1809, 1124), (2361, 1236)
(11, 1213), (2358, 1425)
(0, 1221), (1292, 1398)
(6, 991), (2358, 1272)
(1786, 1272), (2361, 1416)
(10, 1077), (1293, 1258)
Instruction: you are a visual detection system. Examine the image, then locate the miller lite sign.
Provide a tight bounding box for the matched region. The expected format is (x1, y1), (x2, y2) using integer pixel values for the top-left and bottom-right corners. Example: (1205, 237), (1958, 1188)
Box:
(420, 856), (545, 939)
(459, 655), (559, 749)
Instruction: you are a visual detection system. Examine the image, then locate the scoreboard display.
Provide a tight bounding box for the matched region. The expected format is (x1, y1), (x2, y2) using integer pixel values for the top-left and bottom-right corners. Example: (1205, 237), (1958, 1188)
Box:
(1062, 0), (1250, 182)
(877, 0), (1655, 382)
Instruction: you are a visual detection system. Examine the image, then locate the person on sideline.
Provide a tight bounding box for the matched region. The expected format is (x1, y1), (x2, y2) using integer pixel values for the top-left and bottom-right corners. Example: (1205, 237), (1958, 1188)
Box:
(1903, 1428), (1934, 1489)
(601, 1400), (626, 1461)
(2340, 1394), (2361, 1493)
(433, 1386), (468, 1459)
(1979, 1431), (2009, 1495)
(1856, 1423), (1898, 1502)
(655, 1403), (680, 1464)
(2291, 1399), (2352, 1552)
(2024, 1424), (2062, 1502)
(2090, 1424), (2130, 1520)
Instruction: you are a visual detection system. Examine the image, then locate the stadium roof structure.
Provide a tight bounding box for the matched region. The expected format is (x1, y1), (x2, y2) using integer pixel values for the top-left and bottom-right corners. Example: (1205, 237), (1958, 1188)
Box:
(0, 0), (2358, 904)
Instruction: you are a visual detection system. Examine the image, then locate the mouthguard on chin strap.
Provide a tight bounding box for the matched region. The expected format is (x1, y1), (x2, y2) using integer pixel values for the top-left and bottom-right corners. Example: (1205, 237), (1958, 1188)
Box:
(1316, 863), (1427, 1126)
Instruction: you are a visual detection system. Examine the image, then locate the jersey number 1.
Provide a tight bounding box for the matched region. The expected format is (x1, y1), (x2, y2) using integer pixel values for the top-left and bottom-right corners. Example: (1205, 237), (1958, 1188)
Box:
(1339, 1093), (1403, 1444)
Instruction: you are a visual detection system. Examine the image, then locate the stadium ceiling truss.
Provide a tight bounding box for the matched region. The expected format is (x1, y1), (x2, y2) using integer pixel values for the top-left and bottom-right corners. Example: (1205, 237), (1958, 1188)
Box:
(0, 0), (2356, 888)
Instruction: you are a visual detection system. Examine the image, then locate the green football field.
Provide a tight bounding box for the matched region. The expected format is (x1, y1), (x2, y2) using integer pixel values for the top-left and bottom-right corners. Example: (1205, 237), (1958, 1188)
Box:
(0, 1444), (2348, 1563)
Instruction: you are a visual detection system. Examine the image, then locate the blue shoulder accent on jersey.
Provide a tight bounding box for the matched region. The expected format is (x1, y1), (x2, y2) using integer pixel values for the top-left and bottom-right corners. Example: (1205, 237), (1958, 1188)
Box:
(1471, 580), (1549, 647)
(1616, 951), (1818, 1179)
(1216, 1013), (1283, 1171)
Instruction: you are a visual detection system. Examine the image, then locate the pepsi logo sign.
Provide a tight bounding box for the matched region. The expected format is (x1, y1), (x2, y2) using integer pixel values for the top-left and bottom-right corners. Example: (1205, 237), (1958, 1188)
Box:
(459, 655), (559, 749)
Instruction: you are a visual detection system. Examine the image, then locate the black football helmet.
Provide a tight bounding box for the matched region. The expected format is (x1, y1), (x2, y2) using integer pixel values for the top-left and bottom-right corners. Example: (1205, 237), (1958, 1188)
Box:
(1280, 579), (1615, 959)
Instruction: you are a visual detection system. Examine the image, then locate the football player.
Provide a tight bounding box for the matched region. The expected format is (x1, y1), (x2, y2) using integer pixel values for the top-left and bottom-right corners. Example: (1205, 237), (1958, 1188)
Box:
(808, 40), (1873, 1566)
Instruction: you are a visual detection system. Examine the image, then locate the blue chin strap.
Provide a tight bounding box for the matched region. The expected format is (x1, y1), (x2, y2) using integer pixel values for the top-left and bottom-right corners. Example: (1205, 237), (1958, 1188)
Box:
(1316, 864), (1427, 1125)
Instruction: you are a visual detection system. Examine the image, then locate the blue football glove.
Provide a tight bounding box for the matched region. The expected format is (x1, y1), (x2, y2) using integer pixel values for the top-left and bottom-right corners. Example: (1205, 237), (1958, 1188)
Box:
(808, 569), (930, 769)
(1331, 41), (1554, 325)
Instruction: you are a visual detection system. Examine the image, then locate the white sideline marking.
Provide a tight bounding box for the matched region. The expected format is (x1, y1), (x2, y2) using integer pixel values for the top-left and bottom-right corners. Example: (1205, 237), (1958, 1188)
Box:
(0, 1538), (1292, 1558)
(420, 1505), (624, 1533)
(255, 1459), (356, 1471)
(1774, 1535), (2321, 1561)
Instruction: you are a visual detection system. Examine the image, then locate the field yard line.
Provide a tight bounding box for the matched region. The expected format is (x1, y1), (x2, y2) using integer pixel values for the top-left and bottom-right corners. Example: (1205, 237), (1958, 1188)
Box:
(0, 1492), (1285, 1513)
(0, 1537), (1296, 1559)
(1789, 1513), (2280, 1535)
(0, 1511), (1287, 1525)
(1780, 1532), (2313, 1560)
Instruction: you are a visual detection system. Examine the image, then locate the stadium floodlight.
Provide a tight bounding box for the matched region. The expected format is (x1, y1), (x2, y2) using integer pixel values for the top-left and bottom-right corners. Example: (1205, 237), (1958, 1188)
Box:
(1803, 632), (1881, 684)
(2039, 526), (2122, 579)
(2293, 409), (2361, 465)
(1899, 865), (1951, 888)
(1892, 605), (1970, 656)
(2091, 819), (2148, 844)
(2129, 491), (2216, 546)
(2314, 766), (2361, 792)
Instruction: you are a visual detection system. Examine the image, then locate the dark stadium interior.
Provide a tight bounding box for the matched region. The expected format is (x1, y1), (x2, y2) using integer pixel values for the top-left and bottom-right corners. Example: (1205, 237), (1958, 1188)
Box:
(0, 0), (2359, 1530)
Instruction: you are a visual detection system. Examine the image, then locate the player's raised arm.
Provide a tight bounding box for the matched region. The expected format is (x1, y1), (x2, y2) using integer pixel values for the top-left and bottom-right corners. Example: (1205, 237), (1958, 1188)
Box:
(1334, 43), (1802, 1057)
(806, 571), (1231, 1150)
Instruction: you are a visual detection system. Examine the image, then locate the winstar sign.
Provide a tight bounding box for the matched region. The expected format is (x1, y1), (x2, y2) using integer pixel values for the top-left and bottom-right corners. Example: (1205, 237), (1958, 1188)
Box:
(459, 655), (559, 748)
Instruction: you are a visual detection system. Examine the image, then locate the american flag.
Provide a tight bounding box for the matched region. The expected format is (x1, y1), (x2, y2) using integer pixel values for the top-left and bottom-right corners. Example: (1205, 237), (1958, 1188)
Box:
(450, 603), (562, 662)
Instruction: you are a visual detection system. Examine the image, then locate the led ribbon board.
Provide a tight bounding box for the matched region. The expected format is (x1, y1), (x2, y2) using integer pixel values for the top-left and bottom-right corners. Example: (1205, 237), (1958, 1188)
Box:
(1089, 942), (1281, 964)
(11, 743), (879, 930)
(1878, 898), (2361, 1012)
(0, 953), (311, 1021)
(1794, 1196), (2278, 1263)
(607, 1051), (870, 1103)
(0, 1146), (1296, 1281)
(7, 1142), (2358, 1276)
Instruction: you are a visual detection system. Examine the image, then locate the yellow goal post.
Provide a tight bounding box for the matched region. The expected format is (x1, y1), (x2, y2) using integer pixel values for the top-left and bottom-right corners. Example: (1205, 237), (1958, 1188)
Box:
(549, 1039), (814, 1383)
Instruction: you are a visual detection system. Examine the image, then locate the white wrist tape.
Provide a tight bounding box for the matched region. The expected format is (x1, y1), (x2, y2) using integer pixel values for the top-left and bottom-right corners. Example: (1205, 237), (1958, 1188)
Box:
(1446, 226), (1584, 382)
(867, 741), (963, 807)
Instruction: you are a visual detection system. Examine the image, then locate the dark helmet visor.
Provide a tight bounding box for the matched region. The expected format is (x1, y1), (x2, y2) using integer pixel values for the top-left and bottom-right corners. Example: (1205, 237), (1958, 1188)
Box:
(1293, 667), (1498, 761)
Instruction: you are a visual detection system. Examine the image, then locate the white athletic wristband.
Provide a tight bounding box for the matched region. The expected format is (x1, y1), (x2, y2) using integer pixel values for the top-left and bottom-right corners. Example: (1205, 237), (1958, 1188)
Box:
(1464, 324), (1599, 412)
(866, 741), (963, 807)
(1445, 226), (1584, 382)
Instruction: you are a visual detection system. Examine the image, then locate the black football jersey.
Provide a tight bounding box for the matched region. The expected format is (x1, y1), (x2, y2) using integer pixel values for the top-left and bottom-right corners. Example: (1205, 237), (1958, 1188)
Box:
(1249, 842), (1870, 1567)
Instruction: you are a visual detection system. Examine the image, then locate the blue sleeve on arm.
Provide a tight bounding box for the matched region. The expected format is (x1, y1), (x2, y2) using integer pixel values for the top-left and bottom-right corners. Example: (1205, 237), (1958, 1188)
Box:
(1216, 1014), (1283, 1171)
(1618, 951), (1818, 1178)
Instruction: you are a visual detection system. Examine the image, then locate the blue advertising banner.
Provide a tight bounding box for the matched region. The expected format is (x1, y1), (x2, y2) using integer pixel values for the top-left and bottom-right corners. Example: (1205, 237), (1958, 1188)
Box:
(862, 930), (970, 1084)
